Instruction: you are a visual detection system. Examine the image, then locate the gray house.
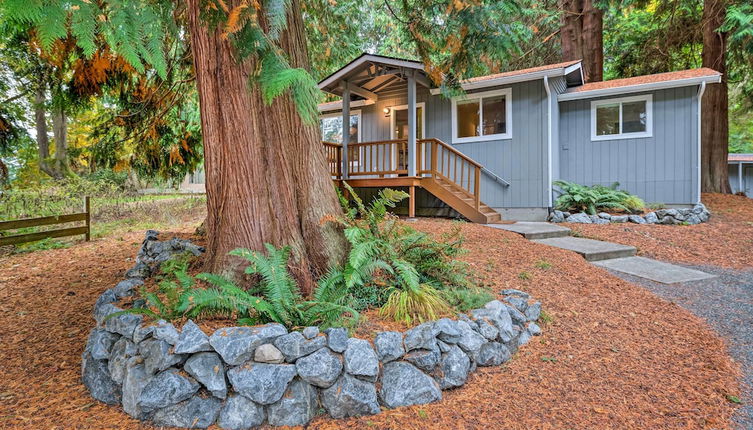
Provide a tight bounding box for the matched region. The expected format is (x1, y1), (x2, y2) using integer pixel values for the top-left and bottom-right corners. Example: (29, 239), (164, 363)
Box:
(318, 54), (721, 222)
(729, 154), (753, 197)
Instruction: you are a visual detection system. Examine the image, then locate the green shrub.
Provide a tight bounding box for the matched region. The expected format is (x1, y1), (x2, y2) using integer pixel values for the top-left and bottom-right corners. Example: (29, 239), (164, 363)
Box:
(553, 180), (644, 215)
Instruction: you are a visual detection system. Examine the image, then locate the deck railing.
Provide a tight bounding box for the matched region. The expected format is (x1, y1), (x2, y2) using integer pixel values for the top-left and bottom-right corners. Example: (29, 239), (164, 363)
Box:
(324, 138), (487, 210)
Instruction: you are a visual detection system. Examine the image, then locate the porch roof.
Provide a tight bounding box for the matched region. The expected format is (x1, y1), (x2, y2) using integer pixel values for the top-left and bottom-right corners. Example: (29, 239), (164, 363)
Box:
(317, 53), (432, 101)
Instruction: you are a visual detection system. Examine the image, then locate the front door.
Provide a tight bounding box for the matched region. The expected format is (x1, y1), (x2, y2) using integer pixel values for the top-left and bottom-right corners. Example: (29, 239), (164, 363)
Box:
(390, 103), (425, 175)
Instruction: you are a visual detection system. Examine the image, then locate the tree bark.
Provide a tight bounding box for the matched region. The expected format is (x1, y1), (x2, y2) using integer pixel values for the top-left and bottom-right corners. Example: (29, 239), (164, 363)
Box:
(186, 0), (346, 292)
(701, 0), (731, 193)
(34, 87), (56, 179)
(559, 0), (603, 82)
(52, 106), (70, 177)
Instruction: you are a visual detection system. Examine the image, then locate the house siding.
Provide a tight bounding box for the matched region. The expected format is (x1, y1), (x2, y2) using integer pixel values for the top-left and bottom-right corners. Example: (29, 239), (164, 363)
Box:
(729, 162), (753, 197)
(558, 86), (700, 205)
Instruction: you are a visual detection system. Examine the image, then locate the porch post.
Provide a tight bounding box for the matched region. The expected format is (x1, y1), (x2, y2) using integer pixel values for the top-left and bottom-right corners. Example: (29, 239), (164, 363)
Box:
(342, 82), (350, 180)
(407, 73), (417, 177)
(739, 162), (743, 193)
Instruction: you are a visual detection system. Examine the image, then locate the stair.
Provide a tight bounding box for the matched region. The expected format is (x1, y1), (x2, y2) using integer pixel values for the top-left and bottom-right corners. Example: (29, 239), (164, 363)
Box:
(422, 177), (502, 224)
(489, 222), (571, 239)
(532, 236), (637, 261)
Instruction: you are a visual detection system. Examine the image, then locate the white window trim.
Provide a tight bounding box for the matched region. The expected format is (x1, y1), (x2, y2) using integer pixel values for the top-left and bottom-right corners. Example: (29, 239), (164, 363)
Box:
(389, 102), (426, 173)
(320, 109), (362, 166)
(590, 94), (653, 141)
(451, 87), (512, 143)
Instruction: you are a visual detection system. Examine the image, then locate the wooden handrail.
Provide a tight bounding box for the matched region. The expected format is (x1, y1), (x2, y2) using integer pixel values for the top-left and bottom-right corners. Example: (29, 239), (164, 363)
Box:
(418, 138), (482, 169)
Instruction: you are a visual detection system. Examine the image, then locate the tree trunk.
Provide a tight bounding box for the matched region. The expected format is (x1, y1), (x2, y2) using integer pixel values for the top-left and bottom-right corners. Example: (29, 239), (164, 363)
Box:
(34, 87), (56, 179)
(559, 0), (603, 82)
(52, 106), (70, 177)
(186, 0), (346, 292)
(701, 0), (731, 193)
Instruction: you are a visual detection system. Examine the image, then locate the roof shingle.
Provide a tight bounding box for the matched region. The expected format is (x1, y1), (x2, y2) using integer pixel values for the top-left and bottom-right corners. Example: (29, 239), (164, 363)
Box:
(566, 68), (721, 93)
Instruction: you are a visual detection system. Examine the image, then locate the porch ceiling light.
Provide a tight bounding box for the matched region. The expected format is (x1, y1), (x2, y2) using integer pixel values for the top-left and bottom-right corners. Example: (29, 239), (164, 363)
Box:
(383, 107), (391, 117)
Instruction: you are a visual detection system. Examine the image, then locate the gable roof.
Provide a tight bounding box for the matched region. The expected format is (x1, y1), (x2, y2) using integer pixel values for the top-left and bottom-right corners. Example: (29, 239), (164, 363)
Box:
(318, 53), (427, 96)
(466, 60), (582, 83)
(559, 68), (722, 100)
(430, 60), (583, 94)
(729, 154), (753, 162)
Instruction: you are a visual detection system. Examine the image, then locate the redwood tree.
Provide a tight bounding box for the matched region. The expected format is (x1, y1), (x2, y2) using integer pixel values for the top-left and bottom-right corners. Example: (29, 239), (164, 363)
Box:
(701, 0), (732, 193)
(185, 0), (345, 289)
(559, 0), (604, 82)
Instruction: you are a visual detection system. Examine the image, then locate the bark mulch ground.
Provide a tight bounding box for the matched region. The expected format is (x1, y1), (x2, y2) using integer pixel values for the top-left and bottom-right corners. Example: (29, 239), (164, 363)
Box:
(567, 193), (753, 270)
(0, 219), (741, 429)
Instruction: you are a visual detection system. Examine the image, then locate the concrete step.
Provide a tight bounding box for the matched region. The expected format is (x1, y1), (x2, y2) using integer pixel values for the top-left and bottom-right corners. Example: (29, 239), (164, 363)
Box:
(489, 222), (572, 239)
(532, 236), (637, 261)
(592, 256), (716, 284)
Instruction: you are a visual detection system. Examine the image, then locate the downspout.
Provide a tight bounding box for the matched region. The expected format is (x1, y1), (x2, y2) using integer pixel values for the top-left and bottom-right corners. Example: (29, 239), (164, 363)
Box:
(697, 81), (706, 204)
(544, 76), (553, 208)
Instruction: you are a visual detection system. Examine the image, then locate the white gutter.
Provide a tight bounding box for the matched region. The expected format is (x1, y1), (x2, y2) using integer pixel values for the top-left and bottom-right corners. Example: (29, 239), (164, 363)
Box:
(429, 67), (579, 95)
(544, 76), (553, 207)
(558, 75), (721, 101)
(697, 81), (706, 204)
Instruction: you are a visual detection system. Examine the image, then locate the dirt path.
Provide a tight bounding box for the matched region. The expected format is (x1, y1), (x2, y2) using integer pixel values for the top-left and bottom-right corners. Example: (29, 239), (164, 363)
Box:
(0, 220), (741, 429)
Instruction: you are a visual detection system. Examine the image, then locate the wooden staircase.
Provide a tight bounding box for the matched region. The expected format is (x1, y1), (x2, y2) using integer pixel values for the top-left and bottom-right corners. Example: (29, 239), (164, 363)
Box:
(324, 138), (503, 224)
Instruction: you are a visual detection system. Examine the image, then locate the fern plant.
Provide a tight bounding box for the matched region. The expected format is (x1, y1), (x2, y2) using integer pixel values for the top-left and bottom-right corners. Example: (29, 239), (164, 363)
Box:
(553, 180), (644, 215)
(185, 244), (359, 329)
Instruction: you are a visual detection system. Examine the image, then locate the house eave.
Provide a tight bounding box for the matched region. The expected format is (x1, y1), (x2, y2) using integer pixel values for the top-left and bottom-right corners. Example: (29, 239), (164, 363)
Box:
(318, 54), (425, 94)
(429, 66), (580, 95)
(557, 75), (723, 101)
(318, 99), (375, 112)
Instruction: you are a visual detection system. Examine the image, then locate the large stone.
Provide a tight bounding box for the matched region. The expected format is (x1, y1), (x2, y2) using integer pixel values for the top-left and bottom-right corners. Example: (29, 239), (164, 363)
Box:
(184, 352), (227, 399)
(138, 368), (200, 413)
(379, 362), (442, 408)
(455, 320), (486, 359)
(125, 262), (151, 279)
(82, 351), (121, 405)
(611, 215), (629, 223)
(500, 289), (530, 299)
(209, 324), (287, 366)
(226, 363), (297, 405)
(302, 326), (319, 339)
(133, 324), (154, 343)
(121, 357), (152, 419)
(517, 330), (532, 348)
(86, 328), (120, 360)
(505, 304), (527, 326)
(644, 212), (659, 224)
(404, 348), (441, 372)
(321, 374), (380, 419)
(528, 322), (542, 336)
(473, 302), (514, 342)
(475, 342), (511, 367)
(525, 302), (542, 322)
(597, 212), (612, 220)
(474, 318), (499, 341)
(273, 331), (327, 362)
(153, 320), (180, 345)
(139, 338), (184, 375)
(435, 345), (471, 389)
(267, 379), (318, 427)
(686, 214), (702, 225)
(217, 394), (265, 430)
(344, 338), (379, 381)
(590, 215), (610, 224)
(374, 331), (404, 363)
(112, 278), (143, 298)
(254, 343), (284, 364)
(174, 320), (212, 354)
(435, 318), (462, 344)
(325, 327), (349, 353)
(628, 215), (647, 224)
(404, 322), (438, 351)
(548, 210), (565, 223)
(295, 347), (343, 388)
(108, 337), (138, 384)
(152, 395), (222, 429)
(506, 296), (528, 314)
(566, 212), (592, 223)
(104, 309), (143, 339)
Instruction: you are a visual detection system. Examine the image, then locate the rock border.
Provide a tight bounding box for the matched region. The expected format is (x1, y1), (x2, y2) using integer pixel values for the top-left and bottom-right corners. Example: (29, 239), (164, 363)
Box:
(83, 231), (544, 429)
(548, 203), (711, 225)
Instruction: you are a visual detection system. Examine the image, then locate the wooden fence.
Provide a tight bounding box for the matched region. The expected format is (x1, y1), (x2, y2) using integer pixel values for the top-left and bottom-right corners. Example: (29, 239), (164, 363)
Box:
(0, 196), (91, 246)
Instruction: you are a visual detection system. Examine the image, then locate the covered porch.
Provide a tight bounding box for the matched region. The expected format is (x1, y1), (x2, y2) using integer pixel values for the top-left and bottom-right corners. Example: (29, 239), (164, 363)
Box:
(317, 54), (504, 223)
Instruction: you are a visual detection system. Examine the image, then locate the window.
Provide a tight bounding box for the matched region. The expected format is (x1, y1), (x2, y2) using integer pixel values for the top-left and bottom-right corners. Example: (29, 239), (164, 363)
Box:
(319, 110), (361, 164)
(591, 95), (652, 141)
(451, 88), (512, 143)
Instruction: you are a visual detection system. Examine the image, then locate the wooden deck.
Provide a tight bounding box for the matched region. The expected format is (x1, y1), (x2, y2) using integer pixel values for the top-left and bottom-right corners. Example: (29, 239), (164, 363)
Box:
(324, 138), (502, 223)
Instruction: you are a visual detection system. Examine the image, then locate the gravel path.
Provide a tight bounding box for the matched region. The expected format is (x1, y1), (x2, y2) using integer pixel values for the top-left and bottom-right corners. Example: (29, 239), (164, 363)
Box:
(601, 263), (753, 429)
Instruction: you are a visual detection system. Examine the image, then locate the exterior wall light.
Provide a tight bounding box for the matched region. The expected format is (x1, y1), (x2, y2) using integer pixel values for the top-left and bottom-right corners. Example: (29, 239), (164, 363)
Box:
(383, 107), (391, 117)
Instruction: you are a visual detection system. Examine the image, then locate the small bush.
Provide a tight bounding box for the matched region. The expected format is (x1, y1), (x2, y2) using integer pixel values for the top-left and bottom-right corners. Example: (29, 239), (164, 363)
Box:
(553, 181), (644, 215)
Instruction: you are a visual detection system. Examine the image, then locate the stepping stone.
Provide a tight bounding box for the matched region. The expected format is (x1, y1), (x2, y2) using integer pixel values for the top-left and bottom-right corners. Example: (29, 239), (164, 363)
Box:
(533, 237), (636, 261)
(488, 222), (571, 239)
(593, 257), (716, 284)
